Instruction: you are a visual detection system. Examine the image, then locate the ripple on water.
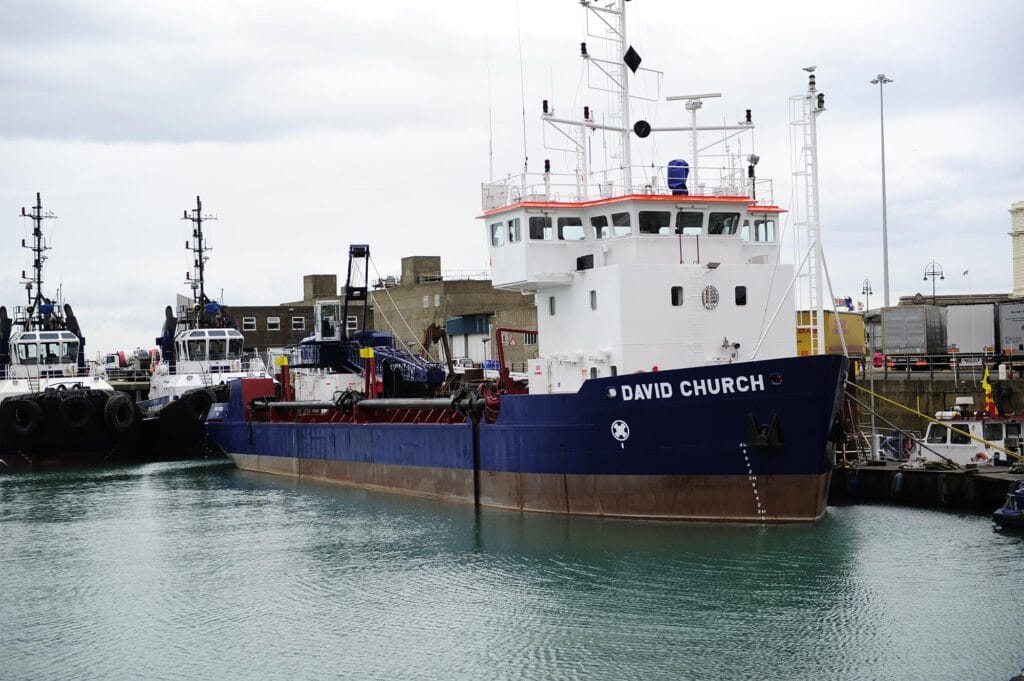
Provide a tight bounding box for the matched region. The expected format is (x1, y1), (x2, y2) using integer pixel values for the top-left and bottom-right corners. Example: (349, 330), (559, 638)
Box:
(2, 465), (1022, 681)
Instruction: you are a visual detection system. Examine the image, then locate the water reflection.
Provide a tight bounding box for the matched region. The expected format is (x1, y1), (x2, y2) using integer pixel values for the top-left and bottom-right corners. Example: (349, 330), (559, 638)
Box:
(1, 462), (1021, 681)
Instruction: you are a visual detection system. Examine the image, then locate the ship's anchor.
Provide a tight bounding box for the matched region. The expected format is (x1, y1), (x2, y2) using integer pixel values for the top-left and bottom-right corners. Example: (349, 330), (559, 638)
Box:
(747, 413), (782, 448)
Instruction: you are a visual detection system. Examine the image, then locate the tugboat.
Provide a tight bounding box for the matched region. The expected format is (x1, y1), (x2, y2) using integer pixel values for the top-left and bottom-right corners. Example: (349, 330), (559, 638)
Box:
(992, 480), (1024, 530)
(137, 196), (271, 456)
(205, 0), (848, 522)
(0, 194), (139, 470)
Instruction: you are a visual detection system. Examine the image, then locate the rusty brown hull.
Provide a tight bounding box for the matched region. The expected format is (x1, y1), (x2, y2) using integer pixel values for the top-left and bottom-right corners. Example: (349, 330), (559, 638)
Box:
(230, 453), (830, 522)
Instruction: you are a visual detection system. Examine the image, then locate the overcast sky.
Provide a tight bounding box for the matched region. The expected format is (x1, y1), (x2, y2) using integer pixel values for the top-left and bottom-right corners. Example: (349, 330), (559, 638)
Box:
(2, 0), (1022, 352)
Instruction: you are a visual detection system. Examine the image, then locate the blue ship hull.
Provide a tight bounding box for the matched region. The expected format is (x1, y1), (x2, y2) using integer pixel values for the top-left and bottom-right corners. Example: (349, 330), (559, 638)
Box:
(207, 354), (848, 521)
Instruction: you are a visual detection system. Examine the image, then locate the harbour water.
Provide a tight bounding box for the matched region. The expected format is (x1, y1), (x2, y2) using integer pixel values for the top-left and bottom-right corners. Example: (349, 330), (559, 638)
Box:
(1, 460), (1021, 681)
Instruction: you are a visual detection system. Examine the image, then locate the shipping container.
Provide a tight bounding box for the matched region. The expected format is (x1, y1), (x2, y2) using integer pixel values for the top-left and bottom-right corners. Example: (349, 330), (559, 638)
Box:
(881, 305), (946, 356)
(945, 304), (996, 355)
(997, 302), (1024, 355)
(795, 310), (865, 356)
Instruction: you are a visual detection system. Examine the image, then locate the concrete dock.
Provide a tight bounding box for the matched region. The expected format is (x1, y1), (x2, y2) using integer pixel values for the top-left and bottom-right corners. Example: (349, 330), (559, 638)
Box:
(830, 462), (1023, 512)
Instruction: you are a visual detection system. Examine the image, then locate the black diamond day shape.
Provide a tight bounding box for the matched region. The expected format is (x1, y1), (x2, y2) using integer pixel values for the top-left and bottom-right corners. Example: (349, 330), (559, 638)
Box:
(623, 46), (642, 73)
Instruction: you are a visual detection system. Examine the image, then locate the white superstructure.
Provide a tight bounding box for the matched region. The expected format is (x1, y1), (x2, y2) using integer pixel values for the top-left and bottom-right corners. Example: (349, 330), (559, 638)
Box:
(480, 0), (807, 394)
(148, 326), (269, 403)
(0, 328), (111, 403)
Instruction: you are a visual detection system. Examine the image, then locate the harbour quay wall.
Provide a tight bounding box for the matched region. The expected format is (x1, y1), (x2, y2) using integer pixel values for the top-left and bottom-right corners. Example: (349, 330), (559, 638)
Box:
(830, 465), (1022, 512)
(853, 373), (1024, 433)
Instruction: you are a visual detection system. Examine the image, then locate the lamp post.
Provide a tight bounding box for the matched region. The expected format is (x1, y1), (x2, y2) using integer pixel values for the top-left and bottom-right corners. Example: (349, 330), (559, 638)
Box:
(871, 74), (893, 307)
(861, 277), (878, 461)
(861, 278), (873, 313)
(923, 261), (944, 305)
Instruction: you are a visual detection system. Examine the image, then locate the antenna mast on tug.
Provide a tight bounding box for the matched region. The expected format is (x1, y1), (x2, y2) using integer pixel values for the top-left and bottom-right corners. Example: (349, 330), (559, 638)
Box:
(19, 192), (57, 327)
(182, 195), (216, 307)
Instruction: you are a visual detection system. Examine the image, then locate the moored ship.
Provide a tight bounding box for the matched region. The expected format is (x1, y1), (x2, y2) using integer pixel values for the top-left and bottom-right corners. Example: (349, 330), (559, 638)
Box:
(1, 194), (140, 470)
(205, 0), (848, 521)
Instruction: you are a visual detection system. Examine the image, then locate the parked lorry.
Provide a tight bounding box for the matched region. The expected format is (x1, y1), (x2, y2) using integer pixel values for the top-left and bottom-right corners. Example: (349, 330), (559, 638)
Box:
(881, 305), (947, 368)
(998, 302), (1024, 356)
(945, 304), (996, 364)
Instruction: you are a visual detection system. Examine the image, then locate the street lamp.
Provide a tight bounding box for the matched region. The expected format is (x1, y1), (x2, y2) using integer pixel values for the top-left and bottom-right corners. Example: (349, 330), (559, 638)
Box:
(861, 278), (873, 312)
(923, 260), (944, 304)
(871, 73), (893, 307)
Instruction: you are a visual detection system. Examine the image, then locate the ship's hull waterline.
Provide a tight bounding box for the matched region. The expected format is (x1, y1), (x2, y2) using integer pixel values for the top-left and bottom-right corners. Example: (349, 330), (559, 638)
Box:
(208, 354), (848, 522)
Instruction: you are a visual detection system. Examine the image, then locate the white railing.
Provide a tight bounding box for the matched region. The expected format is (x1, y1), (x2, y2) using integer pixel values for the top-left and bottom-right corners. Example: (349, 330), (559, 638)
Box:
(483, 165), (775, 211)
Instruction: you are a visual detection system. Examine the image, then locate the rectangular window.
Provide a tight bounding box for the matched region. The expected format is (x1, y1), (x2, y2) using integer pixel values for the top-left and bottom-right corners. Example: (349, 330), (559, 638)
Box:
(926, 424), (948, 444)
(291, 316), (305, 331)
(983, 423), (1003, 441)
(557, 216), (585, 241)
(548, 296), (556, 316)
(675, 211), (703, 235)
(434, 294), (441, 307)
(950, 424), (971, 445)
(735, 286), (747, 306)
(639, 210), (671, 235)
(346, 315), (359, 332)
(754, 218), (776, 242)
(591, 215), (610, 239)
(524, 332), (538, 345)
(490, 222), (505, 246)
(242, 317), (256, 331)
(589, 290), (597, 310)
(267, 317), (280, 331)
(671, 286), (684, 306)
(589, 367), (598, 379)
(507, 218), (521, 243)
(611, 212), (631, 237)
(1006, 423), (1021, 438)
(423, 295), (429, 308)
(529, 216), (553, 240)
(610, 365), (618, 377)
(708, 212), (741, 235)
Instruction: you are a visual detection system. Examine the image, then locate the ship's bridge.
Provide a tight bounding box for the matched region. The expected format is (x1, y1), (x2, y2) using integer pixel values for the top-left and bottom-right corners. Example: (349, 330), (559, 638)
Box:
(481, 194), (783, 291)
(10, 330), (80, 366)
(176, 328), (245, 362)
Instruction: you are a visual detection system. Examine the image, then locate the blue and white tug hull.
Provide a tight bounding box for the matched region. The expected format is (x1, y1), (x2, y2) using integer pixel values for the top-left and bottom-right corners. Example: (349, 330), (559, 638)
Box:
(207, 354), (848, 522)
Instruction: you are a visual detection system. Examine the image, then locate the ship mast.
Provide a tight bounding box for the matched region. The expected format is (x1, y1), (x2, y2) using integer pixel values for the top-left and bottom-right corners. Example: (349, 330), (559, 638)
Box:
(182, 195), (216, 306)
(19, 192), (57, 326)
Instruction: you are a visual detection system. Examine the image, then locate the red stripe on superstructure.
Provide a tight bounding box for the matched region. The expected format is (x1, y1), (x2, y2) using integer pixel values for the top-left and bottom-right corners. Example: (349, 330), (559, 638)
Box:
(480, 193), (785, 218)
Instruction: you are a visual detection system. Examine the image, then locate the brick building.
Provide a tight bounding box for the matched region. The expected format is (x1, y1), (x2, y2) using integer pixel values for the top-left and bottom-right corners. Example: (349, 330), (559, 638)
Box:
(230, 274), (373, 351)
(230, 260), (538, 370)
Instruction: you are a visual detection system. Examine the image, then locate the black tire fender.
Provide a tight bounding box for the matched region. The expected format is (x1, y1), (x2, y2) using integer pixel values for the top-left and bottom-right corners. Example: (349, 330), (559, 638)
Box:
(104, 393), (136, 433)
(184, 388), (216, 421)
(8, 399), (44, 437)
(58, 394), (95, 431)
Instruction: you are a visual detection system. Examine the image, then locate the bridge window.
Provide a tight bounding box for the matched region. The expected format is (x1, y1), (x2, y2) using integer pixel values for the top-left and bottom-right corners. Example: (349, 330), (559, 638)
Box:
(61, 342), (78, 363)
(209, 339), (227, 360)
(228, 339), (243, 359)
(949, 424), (971, 445)
(242, 317), (256, 331)
(187, 340), (207, 360)
(708, 212), (741, 235)
(675, 211), (703, 235)
(671, 286), (684, 306)
(590, 290), (597, 310)
(639, 210), (671, 235)
(548, 296), (556, 316)
(267, 317), (280, 331)
(754, 218), (776, 242)
(40, 342), (61, 363)
(507, 218), (521, 243)
(589, 367), (598, 379)
(490, 222), (505, 246)
(611, 212), (631, 237)
(557, 216), (585, 240)
(16, 343), (38, 364)
(529, 216), (554, 240)
(983, 423), (1003, 441)
(926, 424), (948, 444)
(591, 215), (610, 239)
(735, 286), (747, 306)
